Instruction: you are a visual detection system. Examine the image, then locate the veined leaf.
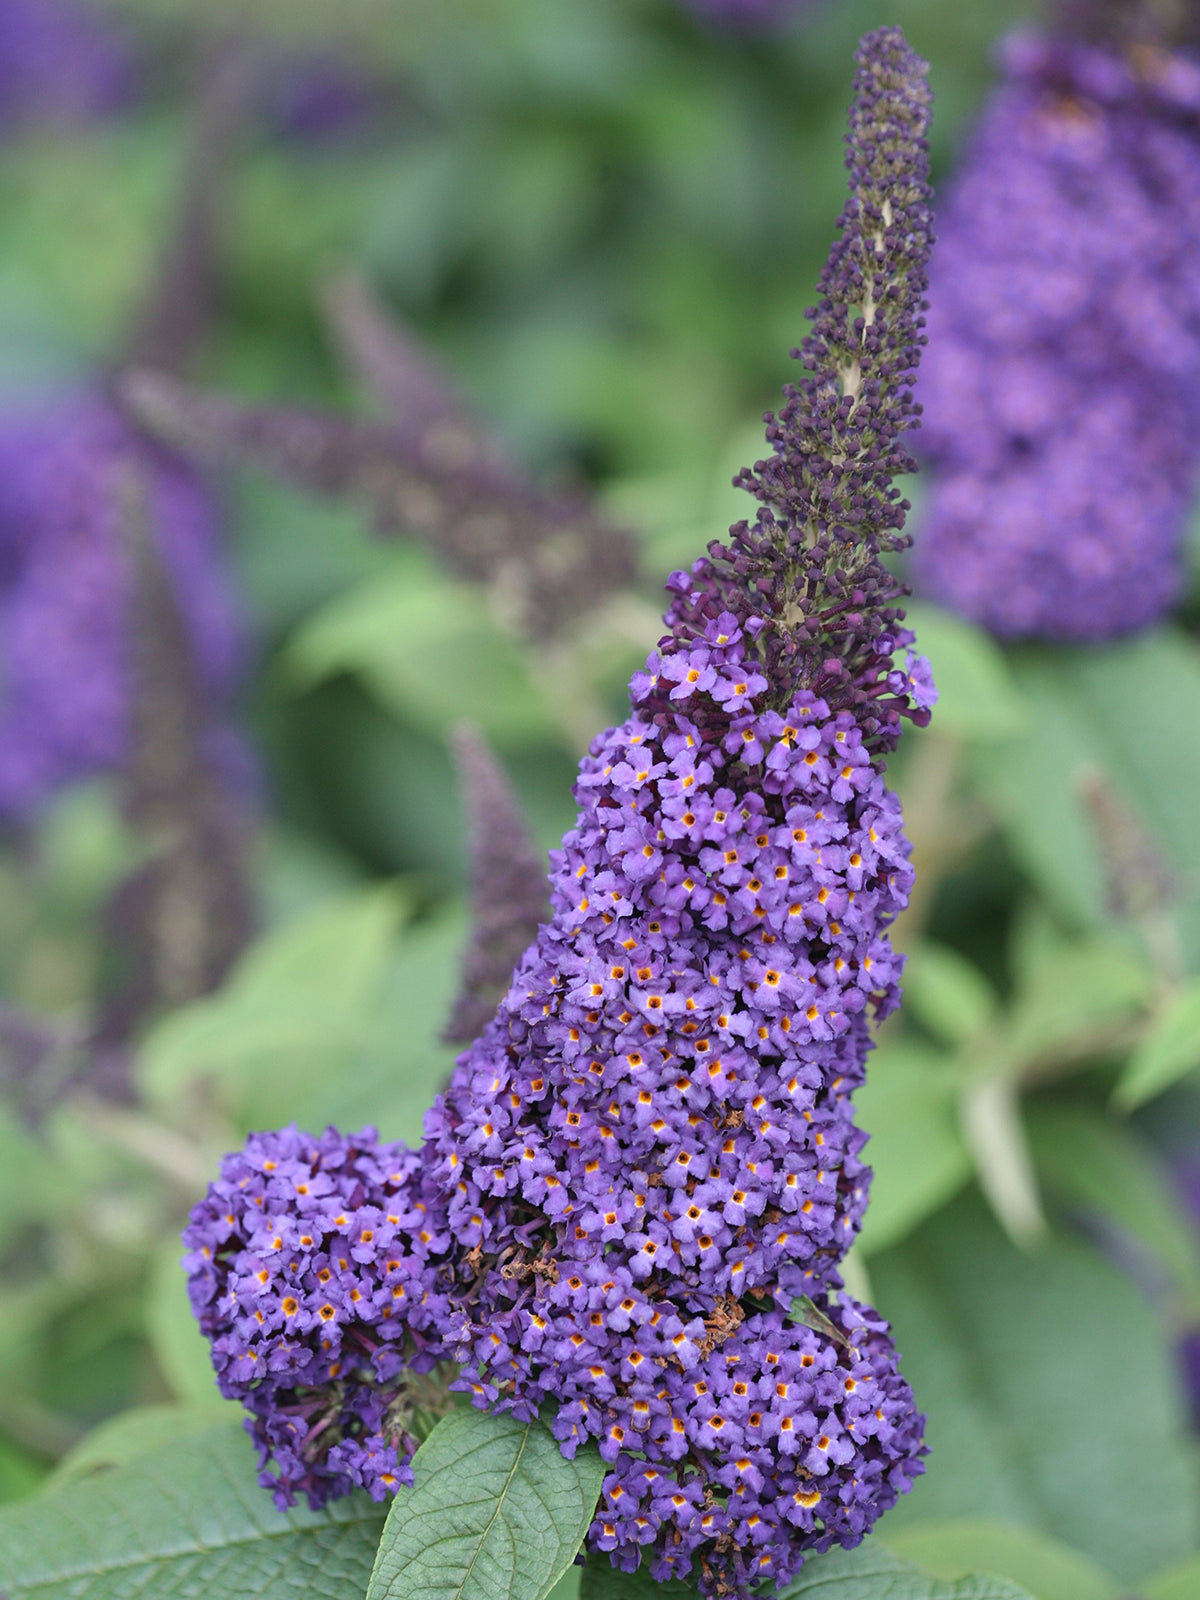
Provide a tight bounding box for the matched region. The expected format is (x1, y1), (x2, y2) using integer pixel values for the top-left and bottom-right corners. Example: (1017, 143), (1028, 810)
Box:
(0, 1421), (387, 1600)
(366, 1409), (606, 1600)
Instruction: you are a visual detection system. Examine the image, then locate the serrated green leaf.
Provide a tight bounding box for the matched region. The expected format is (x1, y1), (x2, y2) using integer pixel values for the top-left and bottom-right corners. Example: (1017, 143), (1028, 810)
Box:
(903, 605), (1027, 741)
(0, 1421), (386, 1599)
(854, 1044), (971, 1256)
(1114, 980), (1200, 1109)
(872, 1194), (1200, 1582)
(885, 1519), (1119, 1600)
(366, 1409), (606, 1600)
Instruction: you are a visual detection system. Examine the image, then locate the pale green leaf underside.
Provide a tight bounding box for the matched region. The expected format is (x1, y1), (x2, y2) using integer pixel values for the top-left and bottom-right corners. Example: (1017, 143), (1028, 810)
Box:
(0, 1421), (386, 1600)
(366, 1409), (606, 1600)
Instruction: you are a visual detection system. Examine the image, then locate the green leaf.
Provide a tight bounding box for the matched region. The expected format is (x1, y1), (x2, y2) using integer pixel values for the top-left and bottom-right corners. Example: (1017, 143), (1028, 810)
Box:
(138, 886), (408, 1130)
(1142, 1553), (1200, 1600)
(998, 938), (1152, 1075)
(788, 1295), (852, 1350)
(853, 1044), (971, 1256)
(579, 1558), (701, 1599)
(1114, 980), (1200, 1109)
(309, 907), (467, 1145)
(1027, 1103), (1200, 1317)
(871, 1193), (1200, 1583)
(285, 548), (559, 746)
(0, 1436), (45, 1505)
(365, 1409), (606, 1600)
(46, 1405), (233, 1491)
(970, 633), (1200, 968)
(901, 943), (998, 1049)
(0, 1420), (387, 1599)
(778, 1544), (1033, 1598)
(903, 604), (1027, 741)
(885, 1520), (1119, 1600)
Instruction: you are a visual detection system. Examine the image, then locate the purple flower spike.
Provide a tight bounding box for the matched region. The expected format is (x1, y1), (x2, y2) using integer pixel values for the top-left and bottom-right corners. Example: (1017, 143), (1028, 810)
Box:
(916, 30), (1200, 640)
(0, 396), (240, 819)
(424, 30), (932, 1594)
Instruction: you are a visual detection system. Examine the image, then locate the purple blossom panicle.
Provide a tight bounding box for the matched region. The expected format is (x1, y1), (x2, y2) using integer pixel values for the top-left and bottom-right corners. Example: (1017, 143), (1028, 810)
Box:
(915, 30), (1200, 639)
(0, 0), (131, 129)
(0, 396), (240, 818)
(664, 28), (934, 753)
(424, 30), (932, 1595)
(183, 1125), (453, 1507)
(186, 29), (931, 1596)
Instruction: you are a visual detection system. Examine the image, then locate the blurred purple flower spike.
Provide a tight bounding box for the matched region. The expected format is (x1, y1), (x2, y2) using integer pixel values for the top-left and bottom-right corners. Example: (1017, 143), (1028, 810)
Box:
(0, 395), (241, 819)
(916, 29), (1200, 640)
(0, 0), (131, 129)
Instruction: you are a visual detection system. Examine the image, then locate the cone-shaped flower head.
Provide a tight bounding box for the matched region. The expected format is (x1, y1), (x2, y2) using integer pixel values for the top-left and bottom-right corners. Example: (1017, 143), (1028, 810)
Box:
(426, 28), (933, 1594)
(915, 30), (1200, 639)
(0, 395), (241, 818)
(185, 29), (933, 1596)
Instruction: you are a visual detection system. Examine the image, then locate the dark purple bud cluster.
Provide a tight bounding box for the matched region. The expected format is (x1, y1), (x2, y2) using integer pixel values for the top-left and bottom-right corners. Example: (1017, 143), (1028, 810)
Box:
(183, 1125), (453, 1507)
(664, 29), (933, 754)
(915, 30), (1200, 639)
(0, 396), (241, 819)
(185, 28), (933, 1598)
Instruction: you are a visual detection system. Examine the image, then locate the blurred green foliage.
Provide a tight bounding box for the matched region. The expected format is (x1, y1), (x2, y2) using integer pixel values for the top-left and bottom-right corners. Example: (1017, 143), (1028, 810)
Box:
(0, 2), (1198, 1599)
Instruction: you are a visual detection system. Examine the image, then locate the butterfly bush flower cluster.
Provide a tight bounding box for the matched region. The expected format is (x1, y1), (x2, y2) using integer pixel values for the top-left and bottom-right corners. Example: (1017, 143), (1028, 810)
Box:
(185, 27), (933, 1598)
(915, 29), (1200, 640)
(0, 397), (241, 818)
(184, 1125), (453, 1503)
